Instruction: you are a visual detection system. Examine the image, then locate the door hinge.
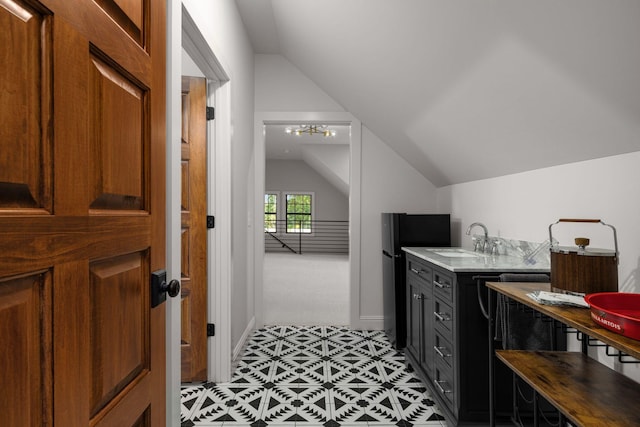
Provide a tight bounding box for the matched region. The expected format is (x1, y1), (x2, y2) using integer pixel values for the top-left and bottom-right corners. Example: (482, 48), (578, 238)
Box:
(207, 215), (215, 229)
(206, 106), (215, 121)
(207, 323), (215, 337)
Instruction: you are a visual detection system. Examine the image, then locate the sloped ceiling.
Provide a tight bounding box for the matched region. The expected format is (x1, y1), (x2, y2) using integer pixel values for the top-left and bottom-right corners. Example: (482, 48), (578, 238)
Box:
(236, 0), (640, 187)
(265, 124), (350, 195)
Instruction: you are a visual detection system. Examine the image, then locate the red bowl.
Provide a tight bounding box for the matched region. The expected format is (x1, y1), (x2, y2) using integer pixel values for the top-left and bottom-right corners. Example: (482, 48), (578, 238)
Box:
(584, 293), (640, 341)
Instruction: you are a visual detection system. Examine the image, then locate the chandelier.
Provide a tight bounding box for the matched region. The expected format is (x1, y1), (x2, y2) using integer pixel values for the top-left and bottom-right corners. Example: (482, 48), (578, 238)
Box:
(285, 124), (336, 137)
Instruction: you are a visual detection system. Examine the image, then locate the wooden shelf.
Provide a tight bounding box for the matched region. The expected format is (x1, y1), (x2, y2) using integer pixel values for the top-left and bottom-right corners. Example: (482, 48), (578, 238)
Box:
(497, 350), (640, 427)
(487, 282), (640, 427)
(486, 281), (640, 360)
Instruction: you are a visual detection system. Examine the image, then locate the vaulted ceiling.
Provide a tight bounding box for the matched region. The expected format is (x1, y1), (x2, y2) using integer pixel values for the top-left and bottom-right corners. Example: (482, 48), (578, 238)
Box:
(236, 0), (640, 187)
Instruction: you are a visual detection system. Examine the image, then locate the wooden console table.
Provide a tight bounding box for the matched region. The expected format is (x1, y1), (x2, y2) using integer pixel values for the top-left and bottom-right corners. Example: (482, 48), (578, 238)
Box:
(486, 282), (640, 427)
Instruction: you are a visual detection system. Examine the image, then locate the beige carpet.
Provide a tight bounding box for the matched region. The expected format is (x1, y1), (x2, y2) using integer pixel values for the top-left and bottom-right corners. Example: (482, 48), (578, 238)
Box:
(263, 252), (349, 325)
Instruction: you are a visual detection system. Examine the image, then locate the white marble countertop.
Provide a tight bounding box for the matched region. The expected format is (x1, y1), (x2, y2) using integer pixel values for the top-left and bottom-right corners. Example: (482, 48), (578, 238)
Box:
(402, 247), (550, 273)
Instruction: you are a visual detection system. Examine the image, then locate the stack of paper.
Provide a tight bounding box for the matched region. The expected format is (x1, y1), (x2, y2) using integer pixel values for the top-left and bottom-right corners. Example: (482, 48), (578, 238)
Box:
(526, 291), (589, 308)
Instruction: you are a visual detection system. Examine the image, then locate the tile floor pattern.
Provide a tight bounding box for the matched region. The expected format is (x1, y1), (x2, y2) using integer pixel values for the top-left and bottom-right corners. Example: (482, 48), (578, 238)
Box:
(181, 325), (447, 427)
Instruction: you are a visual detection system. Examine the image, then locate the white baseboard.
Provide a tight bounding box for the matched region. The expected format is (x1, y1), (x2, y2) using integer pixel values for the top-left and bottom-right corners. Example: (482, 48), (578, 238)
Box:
(352, 315), (384, 331)
(233, 316), (256, 361)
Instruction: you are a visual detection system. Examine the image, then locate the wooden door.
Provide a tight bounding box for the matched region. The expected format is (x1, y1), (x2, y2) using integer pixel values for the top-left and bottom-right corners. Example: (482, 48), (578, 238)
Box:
(180, 76), (208, 382)
(0, 0), (166, 426)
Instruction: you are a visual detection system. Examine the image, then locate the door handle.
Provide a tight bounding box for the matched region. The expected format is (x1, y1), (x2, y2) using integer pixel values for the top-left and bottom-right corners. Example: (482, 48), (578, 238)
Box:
(151, 270), (181, 307)
(162, 279), (181, 298)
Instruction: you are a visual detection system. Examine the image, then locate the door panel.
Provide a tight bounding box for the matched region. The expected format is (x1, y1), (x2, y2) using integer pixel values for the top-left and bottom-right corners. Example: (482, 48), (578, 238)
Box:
(89, 54), (146, 210)
(406, 276), (421, 362)
(94, 0), (145, 44)
(89, 252), (148, 416)
(0, 0), (166, 426)
(0, 0), (51, 210)
(180, 76), (208, 382)
(0, 272), (52, 426)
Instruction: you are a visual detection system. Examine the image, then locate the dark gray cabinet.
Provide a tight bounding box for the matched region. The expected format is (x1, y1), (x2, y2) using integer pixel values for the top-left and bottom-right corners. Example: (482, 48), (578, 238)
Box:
(405, 256), (433, 376)
(405, 253), (514, 425)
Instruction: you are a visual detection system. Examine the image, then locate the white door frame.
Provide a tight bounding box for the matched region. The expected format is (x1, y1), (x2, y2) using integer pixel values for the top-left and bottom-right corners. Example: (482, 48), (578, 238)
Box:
(253, 112), (362, 329)
(166, 1), (181, 424)
(167, 5), (233, 424)
(181, 3), (233, 383)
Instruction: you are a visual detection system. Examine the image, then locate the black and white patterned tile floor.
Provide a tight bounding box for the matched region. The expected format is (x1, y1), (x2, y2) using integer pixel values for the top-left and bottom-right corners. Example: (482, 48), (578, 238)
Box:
(181, 326), (447, 427)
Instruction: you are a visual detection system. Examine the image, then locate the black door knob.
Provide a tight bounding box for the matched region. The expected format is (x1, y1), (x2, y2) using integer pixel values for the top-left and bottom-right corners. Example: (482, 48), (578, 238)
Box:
(162, 279), (181, 298)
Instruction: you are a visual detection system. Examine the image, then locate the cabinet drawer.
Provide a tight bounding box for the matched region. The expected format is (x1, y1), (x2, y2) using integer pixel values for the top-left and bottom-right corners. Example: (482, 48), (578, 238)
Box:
(433, 358), (455, 409)
(434, 330), (454, 369)
(433, 269), (454, 301)
(407, 258), (432, 283)
(434, 298), (454, 340)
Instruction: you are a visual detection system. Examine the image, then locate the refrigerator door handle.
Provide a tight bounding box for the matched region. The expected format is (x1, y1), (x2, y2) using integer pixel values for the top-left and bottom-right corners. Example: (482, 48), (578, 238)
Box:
(383, 250), (402, 258)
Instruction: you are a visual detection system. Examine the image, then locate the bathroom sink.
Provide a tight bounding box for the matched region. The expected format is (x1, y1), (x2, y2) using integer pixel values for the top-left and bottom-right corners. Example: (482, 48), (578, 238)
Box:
(431, 249), (484, 258)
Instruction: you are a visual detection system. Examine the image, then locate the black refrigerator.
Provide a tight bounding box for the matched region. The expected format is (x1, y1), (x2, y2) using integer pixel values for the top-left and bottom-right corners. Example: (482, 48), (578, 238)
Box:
(382, 213), (451, 349)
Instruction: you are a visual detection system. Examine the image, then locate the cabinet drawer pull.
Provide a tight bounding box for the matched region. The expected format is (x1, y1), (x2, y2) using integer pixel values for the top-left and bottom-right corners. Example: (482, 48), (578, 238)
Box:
(434, 346), (451, 358)
(413, 293), (424, 300)
(434, 379), (452, 394)
(433, 280), (451, 289)
(411, 267), (428, 277)
(434, 311), (451, 322)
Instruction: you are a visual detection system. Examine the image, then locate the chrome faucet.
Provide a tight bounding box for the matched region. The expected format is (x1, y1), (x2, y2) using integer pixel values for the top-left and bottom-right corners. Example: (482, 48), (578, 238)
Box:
(466, 222), (489, 252)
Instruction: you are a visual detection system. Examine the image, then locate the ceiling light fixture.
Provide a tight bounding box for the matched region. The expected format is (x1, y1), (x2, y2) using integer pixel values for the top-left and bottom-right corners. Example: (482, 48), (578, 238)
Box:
(285, 124), (336, 137)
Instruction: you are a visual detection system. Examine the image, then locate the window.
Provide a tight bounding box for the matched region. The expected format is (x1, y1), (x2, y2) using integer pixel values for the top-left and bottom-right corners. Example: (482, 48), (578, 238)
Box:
(264, 191), (314, 234)
(264, 193), (277, 233)
(286, 193), (312, 233)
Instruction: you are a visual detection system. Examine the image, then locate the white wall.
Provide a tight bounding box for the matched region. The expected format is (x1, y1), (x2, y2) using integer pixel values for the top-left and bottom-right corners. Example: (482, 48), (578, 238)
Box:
(256, 55), (440, 328)
(181, 47), (205, 77)
(302, 145), (350, 196)
(266, 159), (349, 220)
(360, 127), (439, 321)
(437, 151), (640, 380)
(182, 0), (255, 355)
(255, 54), (344, 111)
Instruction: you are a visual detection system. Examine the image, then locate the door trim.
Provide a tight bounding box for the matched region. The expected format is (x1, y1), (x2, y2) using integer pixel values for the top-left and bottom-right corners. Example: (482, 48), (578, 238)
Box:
(167, 8), (232, 426)
(253, 112), (362, 329)
(166, 2), (181, 425)
(181, 4), (233, 384)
